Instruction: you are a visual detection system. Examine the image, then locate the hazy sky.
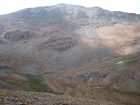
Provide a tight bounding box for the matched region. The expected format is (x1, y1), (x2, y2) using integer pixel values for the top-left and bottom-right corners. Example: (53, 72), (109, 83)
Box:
(0, 0), (140, 15)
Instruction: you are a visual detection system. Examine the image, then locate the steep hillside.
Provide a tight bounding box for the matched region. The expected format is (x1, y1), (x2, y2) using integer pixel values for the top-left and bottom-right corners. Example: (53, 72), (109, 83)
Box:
(0, 53), (140, 105)
(0, 4), (140, 72)
(43, 52), (140, 105)
(0, 3), (140, 105)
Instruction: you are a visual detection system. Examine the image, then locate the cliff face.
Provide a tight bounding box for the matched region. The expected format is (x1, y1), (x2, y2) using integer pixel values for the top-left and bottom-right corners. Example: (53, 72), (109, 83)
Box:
(0, 4), (140, 72)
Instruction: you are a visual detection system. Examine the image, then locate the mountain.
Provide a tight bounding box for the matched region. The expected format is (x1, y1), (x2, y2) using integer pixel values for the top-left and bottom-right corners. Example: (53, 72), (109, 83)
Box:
(0, 3), (140, 105)
(0, 3), (140, 72)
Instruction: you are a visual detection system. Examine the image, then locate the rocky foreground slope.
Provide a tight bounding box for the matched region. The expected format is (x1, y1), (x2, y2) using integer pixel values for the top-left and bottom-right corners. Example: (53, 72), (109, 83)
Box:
(0, 89), (117, 105)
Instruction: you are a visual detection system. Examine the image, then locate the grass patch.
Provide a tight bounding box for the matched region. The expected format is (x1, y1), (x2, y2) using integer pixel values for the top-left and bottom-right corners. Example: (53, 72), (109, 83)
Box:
(40, 71), (55, 76)
(0, 71), (61, 94)
(125, 57), (140, 65)
(19, 74), (46, 92)
(91, 52), (140, 70)
(18, 74), (56, 93)
(112, 88), (140, 96)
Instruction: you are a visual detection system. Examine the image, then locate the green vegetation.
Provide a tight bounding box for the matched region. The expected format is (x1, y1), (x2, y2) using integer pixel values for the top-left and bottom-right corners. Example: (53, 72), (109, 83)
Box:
(20, 74), (46, 92)
(18, 74), (56, 93)
(112, 88), (140, 96)
(40, 71), (55, 76)
(0, 71), (59, 93)
(93, 52), (140, 70)
(125, 57), (140, 65)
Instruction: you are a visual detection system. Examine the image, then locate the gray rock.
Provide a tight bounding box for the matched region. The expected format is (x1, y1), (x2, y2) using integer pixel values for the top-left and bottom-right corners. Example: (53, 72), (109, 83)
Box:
(0, 70), (8, 77)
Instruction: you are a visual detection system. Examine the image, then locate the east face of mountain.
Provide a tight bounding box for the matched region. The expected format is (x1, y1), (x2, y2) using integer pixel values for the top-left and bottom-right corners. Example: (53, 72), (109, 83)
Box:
(0, 4), (140, 73)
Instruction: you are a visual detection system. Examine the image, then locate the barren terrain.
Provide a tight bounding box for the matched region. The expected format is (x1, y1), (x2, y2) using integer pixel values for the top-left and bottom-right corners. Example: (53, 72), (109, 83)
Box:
(0, 4), (140, 105)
